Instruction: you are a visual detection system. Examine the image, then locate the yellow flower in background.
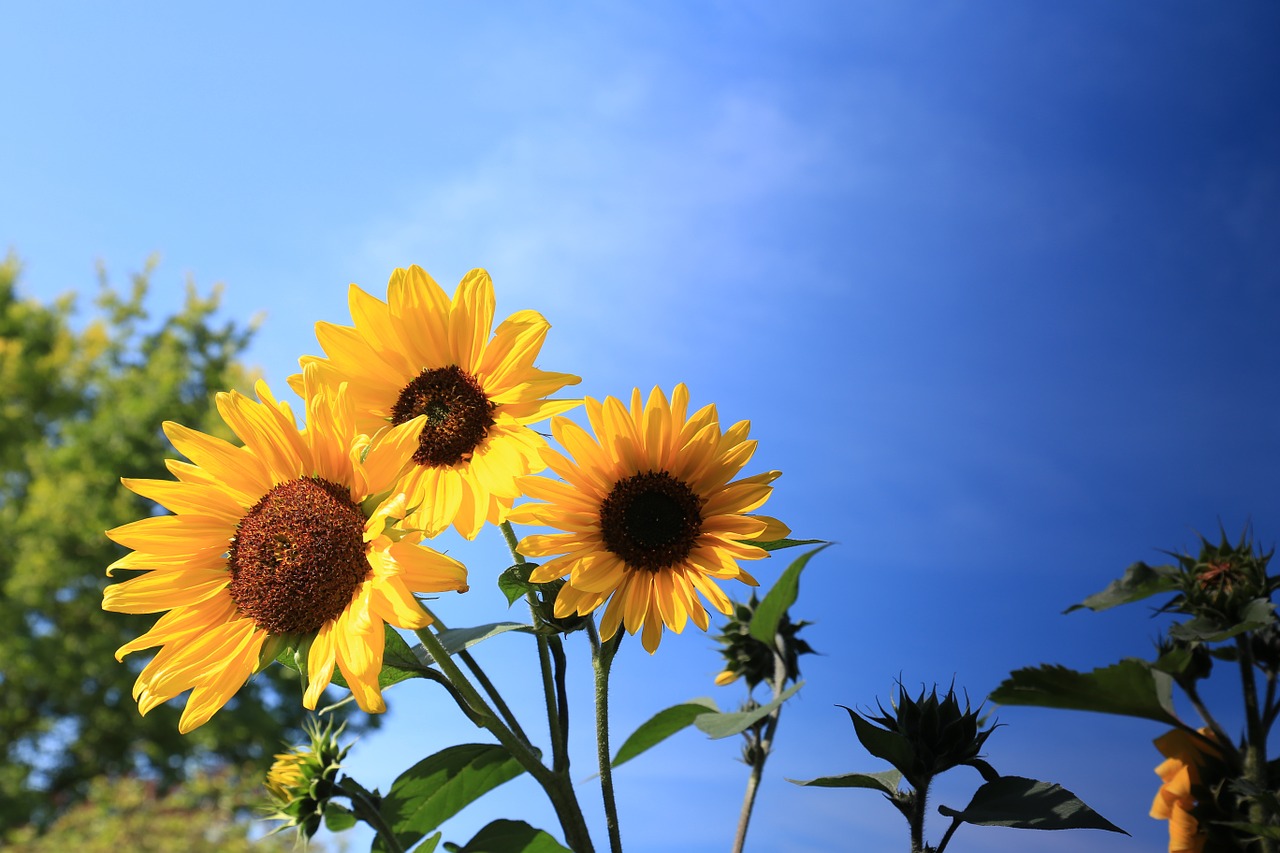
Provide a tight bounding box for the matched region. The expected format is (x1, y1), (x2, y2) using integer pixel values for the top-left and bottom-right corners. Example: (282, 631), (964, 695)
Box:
(103, 365), (468, 732)
(1150, 727), (1219, 853)
(293, 265), (580, 539)
(511, 384), (789, 653)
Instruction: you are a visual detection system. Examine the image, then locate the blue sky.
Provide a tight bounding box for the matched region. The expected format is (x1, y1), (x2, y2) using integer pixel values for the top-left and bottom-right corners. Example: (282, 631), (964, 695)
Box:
(3, 2), (1279, 850)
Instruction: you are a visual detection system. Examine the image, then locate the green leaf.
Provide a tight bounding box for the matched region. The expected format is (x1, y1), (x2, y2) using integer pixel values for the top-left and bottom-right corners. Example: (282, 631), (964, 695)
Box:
(275, 623), (434, 690)
(611, 698), (720, 767)
(323, 804), (358, 833)
(373, 744), (525, 853)
(937, 775), (1126, 834)
(786, 769), (902, 795)
(841, 705), (917, 782)
(1216, 823), (1280, 841)
(443, 819), (572, 853)
(1169, 598), (1275, 643)
(498, 564), (536, 607)
(414, 623), (535, 661)
(989, 659), (1178, 725)
(694, 682), (803, 739)
(1064, 561), (1180, 613)
(751, 538), (828, 552)
(749, 544), (831, 644)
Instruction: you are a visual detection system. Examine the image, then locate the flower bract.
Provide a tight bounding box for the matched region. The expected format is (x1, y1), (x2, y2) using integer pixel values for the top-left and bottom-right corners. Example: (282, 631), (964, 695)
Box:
(103, 366), (468, 732)
(294, 265), (580, 539)
(511, 384), (788, 653)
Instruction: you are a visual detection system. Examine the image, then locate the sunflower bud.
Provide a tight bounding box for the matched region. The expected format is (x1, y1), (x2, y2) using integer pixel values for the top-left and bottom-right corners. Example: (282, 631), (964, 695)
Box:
(713, 594), (814, 692)
(1174, 531), (1276, 628)
(264, 717), (350, 840)
(847, 684), (995, 791)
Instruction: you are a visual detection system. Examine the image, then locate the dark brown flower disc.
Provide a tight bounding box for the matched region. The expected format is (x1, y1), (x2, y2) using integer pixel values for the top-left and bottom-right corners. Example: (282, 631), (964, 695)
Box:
(599, 470), (704, 571)
(391, 365), (496, 467)
(228, 477), (370, 635)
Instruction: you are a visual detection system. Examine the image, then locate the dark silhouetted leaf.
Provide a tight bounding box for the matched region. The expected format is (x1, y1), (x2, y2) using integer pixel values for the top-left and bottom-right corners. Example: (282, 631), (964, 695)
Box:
(990, 659), (1178, 725)
(444, 819), (571, 852)
(938, 775), (1126, 834)
(787, 769), (902, 795)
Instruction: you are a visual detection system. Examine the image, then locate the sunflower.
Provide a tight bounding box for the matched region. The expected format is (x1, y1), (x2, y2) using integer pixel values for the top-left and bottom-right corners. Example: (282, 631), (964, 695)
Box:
(103, 365), (468, 733)
(293, 265), (580, 539)
(509, 384), (789, 653)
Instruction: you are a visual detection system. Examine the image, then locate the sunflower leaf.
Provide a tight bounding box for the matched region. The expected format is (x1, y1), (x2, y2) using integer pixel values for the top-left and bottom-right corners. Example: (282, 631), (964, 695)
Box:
(786, 769), (903, 795)
(694, 681), (804, 739)
(1168, 597), (1275, 643)
(373, 744), (524, 853)
(273, 624), (435, 692)
(1063, 561), (1181, 613)
(412, 622), (535, 662)
(989, 659), (1178, 725)
(498, 563), (537, 606)
(751, 538), (828, 552)
(611, 698), (720, 767)
(937, 775), (1127, 834)
(749, 544), (831, 645)
(443, 819), (572, 853)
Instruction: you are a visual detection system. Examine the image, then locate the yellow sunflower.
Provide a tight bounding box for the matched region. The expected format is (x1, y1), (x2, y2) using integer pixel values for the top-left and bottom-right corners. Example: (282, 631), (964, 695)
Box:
(293, 265), (580, 539)
(509, 384), (789, 653)
(103, 365), (468, 733)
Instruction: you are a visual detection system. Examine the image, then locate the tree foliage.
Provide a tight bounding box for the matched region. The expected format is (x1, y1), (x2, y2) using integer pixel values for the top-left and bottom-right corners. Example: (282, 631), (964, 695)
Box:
(0, 255), (323, 832)
(2, 767), (300, 853)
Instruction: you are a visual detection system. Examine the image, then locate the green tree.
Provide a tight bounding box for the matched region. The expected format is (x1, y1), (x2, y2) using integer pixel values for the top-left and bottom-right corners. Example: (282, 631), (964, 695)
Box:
(0, 255), (326, 833)
(2, 767), (306, 853)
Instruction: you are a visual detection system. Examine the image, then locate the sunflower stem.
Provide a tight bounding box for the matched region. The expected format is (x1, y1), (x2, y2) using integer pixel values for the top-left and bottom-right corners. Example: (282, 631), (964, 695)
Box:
(415, 625), (596, 853)
(551, 635), (571, 756)
(538, 633), (570, 774)
(589, 621), (624, 853)
(732, 640), (787, 853)
(337, 777), (406, 853)
(499, 520), (526, 564)
(421, 604), (531, 746)
(1238, 635), (1275, 853)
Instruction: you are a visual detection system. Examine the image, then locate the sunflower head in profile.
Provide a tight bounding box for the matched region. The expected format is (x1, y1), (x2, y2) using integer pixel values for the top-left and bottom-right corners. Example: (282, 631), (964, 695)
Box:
(292, 265), (580, 539)
(510, 384), (789, 653)
(103, 365), (468, 733)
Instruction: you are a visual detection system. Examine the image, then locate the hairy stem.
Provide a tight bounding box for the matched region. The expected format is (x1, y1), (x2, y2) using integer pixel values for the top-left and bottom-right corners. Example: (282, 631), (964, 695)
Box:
(590, 622), (624, 853)
(416, 625), (595, 852)
(1238, 636), (1274, 853)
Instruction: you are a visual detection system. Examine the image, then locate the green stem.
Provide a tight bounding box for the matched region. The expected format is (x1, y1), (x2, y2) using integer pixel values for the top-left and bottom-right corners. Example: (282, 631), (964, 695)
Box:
(731, 720), (766, 853)
(538, 634), (570, 773)
(338, 778), (405, 853)
(499, 520), (571, 772)
(909, 779), (930, 853)
(551, 634), (571, 748)
(589, 622), (624, 853)
(935, 816), (962, 853)
(1181, 679), (1241, 762)
(1237, 636), (1274, 853)
(416, 626), (595, 853)
(732, 646), (787, 853)
(421, 604), (531, 745)
(500, 520), (526, 564)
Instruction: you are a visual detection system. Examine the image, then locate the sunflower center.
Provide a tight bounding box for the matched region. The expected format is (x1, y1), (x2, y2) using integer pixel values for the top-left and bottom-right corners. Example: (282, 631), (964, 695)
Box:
(599, 471), (704, 572)
(391, 365), (496, 468)
(227, 477), (370, 635)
